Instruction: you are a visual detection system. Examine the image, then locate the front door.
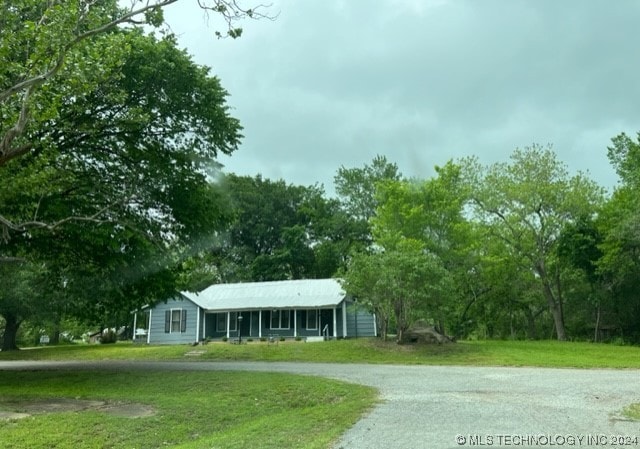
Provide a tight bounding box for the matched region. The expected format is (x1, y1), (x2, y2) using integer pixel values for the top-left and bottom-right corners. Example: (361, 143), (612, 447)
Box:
(320, 309), (333, 339)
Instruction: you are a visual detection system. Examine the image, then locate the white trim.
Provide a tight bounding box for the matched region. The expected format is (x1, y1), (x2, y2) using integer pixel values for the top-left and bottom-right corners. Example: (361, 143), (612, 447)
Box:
(203, 312), (207, 340)
(270, 310), (291, 330)
(226, 312), (230, 339)
(306, 309), (318, 330)
(196, 307), (201, 342)
(342, 301), (347, 338)
(294, 309), (297, 338)
(373, 313), (378, 337)
(259, 310), (262, 338)
(132, 312), (138, 342)
(169, 308), (183, 333)
(147, 309), (152, 344)
(333, 308), (337, 338)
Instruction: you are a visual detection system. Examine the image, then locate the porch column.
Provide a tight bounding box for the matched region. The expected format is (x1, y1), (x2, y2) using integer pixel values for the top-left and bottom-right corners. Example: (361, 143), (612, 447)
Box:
(202, 313), (207, 340)
(258, 310), (262, 338)
(249, 312), (253, 337)
(132, 312), (137, 342)
(342, 301), (347, 338)
(293, 309), (297, 338)
(333, 307), (337, 338)
(147, 310), (152, 344)
(226, 312), (230, 339)
(195, 308), (201, 342)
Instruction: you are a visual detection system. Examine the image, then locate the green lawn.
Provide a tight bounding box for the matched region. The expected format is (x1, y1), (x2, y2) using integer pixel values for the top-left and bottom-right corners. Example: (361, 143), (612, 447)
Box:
(2, 338), (640, 369)
(2, 339), (640, 447)
(0, 369), (376, 449)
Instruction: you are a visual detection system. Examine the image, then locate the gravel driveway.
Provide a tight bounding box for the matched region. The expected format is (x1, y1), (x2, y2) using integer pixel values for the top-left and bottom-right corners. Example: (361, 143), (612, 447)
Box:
(1, 361), (639, 448)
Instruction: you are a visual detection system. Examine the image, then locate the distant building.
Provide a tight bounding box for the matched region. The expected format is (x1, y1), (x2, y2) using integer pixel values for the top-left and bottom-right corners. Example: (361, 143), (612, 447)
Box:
(136, 278), (377, 344)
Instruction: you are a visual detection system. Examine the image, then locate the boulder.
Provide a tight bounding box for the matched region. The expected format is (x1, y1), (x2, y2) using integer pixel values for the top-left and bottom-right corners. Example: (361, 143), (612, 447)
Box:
(403, 320), (453, 344)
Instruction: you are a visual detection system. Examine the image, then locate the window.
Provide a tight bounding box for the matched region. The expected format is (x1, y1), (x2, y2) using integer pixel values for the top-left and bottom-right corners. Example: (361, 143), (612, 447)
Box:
(216, 312), (237, 332)
(164, 309), (187, 333)
(306, 309), (318, 330)
(270, 310), (290, 329)
(216, 314), (226, 332)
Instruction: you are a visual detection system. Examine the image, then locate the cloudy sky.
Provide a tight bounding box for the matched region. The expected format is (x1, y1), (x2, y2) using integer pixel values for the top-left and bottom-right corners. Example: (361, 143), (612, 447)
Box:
(164, 0), (640, 195)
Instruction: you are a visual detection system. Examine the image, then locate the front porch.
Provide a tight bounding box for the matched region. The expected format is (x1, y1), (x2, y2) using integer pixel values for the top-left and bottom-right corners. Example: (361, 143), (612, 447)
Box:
(202, 306), (347, 341)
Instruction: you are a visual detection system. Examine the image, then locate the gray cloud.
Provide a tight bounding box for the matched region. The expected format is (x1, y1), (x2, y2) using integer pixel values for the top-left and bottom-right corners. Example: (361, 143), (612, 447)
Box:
(166, 0), (640, 194)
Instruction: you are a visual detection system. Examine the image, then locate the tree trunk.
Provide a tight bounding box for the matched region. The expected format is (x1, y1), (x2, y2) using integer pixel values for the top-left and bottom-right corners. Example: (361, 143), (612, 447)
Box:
(594, 304), (601, 343)
(1, 313), (21, 351)
(536, 263), (567, 341)
(524, 308), (537, 340)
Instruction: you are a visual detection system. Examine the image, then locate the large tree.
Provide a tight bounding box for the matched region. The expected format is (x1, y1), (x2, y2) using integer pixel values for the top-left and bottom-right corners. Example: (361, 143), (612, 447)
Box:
(211, 174), (367, 282)
(0, 0), (268, 238)
(463, 146), (604, 341)
(596, 133), (640, 341)
(342, 238), (451, 343)
(0, 30), (241, 349)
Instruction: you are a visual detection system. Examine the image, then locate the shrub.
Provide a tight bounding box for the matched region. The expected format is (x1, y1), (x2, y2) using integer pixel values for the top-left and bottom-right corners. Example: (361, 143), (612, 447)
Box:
(260, 337), (267, 342)
(99, 330), (118, 344)
(279, 336), (286, 342)
(222, 336), (228, 342)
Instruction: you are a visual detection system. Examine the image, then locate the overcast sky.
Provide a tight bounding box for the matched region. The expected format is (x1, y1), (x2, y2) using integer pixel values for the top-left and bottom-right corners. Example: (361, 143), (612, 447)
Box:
(164, 0), (640, 195)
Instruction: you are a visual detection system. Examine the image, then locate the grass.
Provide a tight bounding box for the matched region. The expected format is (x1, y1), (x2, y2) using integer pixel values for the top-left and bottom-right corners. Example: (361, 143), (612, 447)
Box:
(2, 338), (640, 368)
(623, 403), (640, 420)
(2, 340), (640, 447)
(0, 369), (376, 449)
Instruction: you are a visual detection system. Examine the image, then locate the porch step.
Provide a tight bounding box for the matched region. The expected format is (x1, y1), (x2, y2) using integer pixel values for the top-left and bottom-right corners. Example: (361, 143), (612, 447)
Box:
(305, 336), (326, 343)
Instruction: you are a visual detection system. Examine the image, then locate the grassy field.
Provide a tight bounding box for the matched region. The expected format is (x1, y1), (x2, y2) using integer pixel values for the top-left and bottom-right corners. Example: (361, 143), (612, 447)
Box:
(2, 338), (640, 369)
(2, 339), (640, 447)
(0, 369), (376, 449)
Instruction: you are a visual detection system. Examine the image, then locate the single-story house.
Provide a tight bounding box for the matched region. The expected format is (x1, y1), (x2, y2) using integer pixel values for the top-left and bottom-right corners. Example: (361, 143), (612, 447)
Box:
(135, 278), (377, 344)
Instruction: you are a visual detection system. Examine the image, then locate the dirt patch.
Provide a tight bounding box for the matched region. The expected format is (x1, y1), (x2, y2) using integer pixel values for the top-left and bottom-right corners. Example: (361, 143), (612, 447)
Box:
(0, 398), (156, 420)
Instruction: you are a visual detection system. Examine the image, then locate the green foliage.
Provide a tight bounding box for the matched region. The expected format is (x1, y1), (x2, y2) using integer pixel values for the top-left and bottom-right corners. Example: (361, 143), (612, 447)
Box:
(0, 28), (242, 347)
(211, 174), (366, 282)
(343, 239), (452, 342)
(98, 330), (117, 344)
(334, 154), (402, 222)
(463, 146), (605, 341)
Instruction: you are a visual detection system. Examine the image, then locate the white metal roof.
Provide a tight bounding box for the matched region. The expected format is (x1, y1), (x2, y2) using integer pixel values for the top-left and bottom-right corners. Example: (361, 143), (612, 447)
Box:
(181, 278), (346, 311)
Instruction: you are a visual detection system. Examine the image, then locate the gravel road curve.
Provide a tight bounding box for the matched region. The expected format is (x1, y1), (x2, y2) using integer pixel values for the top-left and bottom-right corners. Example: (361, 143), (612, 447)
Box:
(1, 360), (639, 448)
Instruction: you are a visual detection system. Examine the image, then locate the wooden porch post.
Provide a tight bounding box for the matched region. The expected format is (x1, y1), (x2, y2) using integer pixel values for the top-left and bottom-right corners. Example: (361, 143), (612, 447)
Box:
(132, 312), (137, 342)
(333, 307), (337, 339)
(226, 312), (230, 339)
(258, 310), (262, 338)
(195, 308), (201, 342)
(202, 312), (207, 340)
(294, 309), (297, 338)
(146, 310), (152, 344)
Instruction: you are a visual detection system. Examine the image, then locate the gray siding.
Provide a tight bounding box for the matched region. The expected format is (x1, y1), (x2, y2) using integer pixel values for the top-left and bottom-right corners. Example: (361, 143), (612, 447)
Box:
(148, 296), (200, 344)
(346, 303), (377, 337)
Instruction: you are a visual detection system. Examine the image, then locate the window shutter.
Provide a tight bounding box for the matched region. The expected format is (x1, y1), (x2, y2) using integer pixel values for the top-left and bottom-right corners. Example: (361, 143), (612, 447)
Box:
(164, 310), (171, 333)
(181, 310), (187, 333)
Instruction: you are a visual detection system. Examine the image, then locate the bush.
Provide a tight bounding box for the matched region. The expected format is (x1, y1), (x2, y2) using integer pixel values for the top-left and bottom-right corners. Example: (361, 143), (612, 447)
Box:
(247, 338), (253, 342)
(99, 330), (118, 344)
(295, 336), (302, 341)
(279, 336), (286, 342)
(222, 336), (228, 342)
(260, 337), (267, 342)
